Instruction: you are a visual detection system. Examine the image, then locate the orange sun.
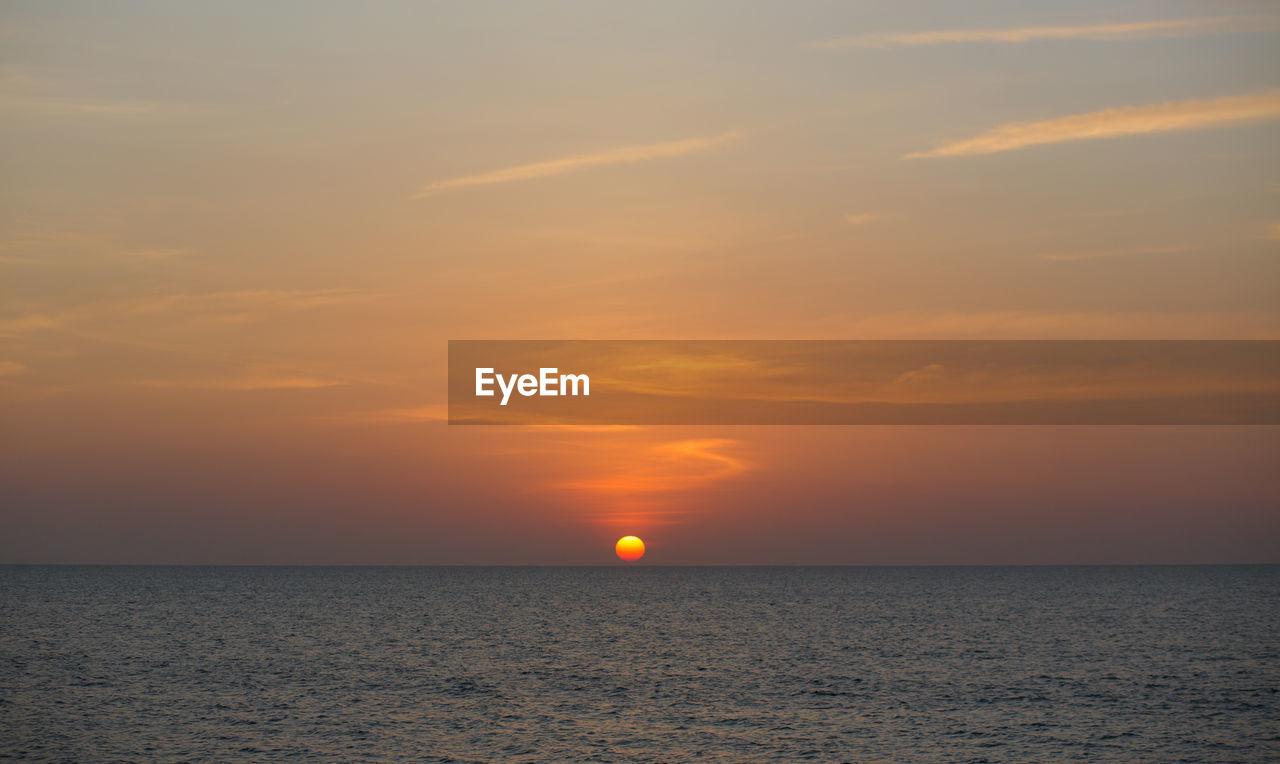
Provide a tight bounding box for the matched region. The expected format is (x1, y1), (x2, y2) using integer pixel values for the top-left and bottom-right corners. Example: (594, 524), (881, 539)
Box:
(615, 535), (645, 562)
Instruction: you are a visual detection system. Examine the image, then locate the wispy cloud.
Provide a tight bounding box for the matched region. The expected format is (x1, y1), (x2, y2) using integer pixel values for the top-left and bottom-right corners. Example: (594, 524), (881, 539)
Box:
(557, 438), (750, 496)
(0, 288), (370, 337)
(0, 68), (163, 118)
(0, 222), (191, 265)
(0, 93), (158, 117)
(1037, 245), (1192, 262)
(844, 213), (882, 226)
(0, 361), (29, 377)
(323, 404), (643, 428)
(812, 310), (1280, 339)
(908, 90), (1280, 159)
(0, 314), (63, 335)
(414, 131), (744, 196)
(1267, 222), (1280, 241)
(333, 404), (449, 424)
(119, 248), (189, 261)
(132, 376), (344, 391)
(811, 16), (1266, 49)
(892, 363), (945, 385)
(0, 228), (102, 252)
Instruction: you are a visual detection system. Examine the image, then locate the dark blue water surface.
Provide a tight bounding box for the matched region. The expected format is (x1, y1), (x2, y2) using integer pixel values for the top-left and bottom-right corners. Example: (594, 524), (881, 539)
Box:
(2, 566), (1277, 762)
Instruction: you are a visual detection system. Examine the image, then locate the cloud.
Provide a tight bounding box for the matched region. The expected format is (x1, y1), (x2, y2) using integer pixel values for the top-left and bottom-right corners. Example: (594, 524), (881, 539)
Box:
(522, 424), (641, 432)
(1267, 222), (1280, 241)
(331, 404), (450, 424)
(0, 228), (103, 253)
(0, 94), (158, 117)
(0, 288), (370, 337)
(811, 16), (1265, 49)
(331, 404), (647, 429)
(892, 363), (945, 385)
(907, 90), (1280, 158)
(119, 248), (188, 261)
(1037, 245), (1192, 262)
(844, 213), (881, 226)
(656, 438), (750, 476)
(0, 222), (192, 265)
(0, 314), (64, 335)
(557, 438), (750, 496)
(0, 226), (114, 265)
(414, 131), (744, 196)
(818, 310), (1280, 339)
(132, 377), (344, 391)
(0, 68), (162, 118)
(0, 361), (29, 377)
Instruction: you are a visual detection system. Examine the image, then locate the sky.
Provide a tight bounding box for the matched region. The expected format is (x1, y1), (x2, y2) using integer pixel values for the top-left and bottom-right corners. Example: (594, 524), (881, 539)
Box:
(2, 0), (1278, 564)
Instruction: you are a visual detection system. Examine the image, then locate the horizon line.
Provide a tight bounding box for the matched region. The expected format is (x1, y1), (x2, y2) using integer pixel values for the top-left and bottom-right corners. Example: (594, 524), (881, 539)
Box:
(3, 562), (1275, 568)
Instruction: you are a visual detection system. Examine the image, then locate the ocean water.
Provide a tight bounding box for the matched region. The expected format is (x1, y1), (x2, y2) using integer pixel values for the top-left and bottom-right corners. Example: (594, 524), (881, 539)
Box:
(1, 566), (1277, 762)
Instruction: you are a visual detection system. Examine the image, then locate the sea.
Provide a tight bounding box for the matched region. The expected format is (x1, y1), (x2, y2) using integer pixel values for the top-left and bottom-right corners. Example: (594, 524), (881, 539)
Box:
(2, 565), (1277, 762)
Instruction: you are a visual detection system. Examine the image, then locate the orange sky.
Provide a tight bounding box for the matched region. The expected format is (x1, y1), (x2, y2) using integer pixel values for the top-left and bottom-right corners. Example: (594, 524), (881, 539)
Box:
(2, 1), (1278, 563)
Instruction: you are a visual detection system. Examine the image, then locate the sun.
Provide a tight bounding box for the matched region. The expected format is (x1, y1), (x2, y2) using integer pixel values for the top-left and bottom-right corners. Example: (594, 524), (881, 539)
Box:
(615, 535), (645, 562)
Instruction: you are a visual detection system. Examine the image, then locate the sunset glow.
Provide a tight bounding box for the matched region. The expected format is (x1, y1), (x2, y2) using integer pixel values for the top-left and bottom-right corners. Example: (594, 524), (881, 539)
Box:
(3, 3), (1277, 761)
(0, 2), (1276, 567)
